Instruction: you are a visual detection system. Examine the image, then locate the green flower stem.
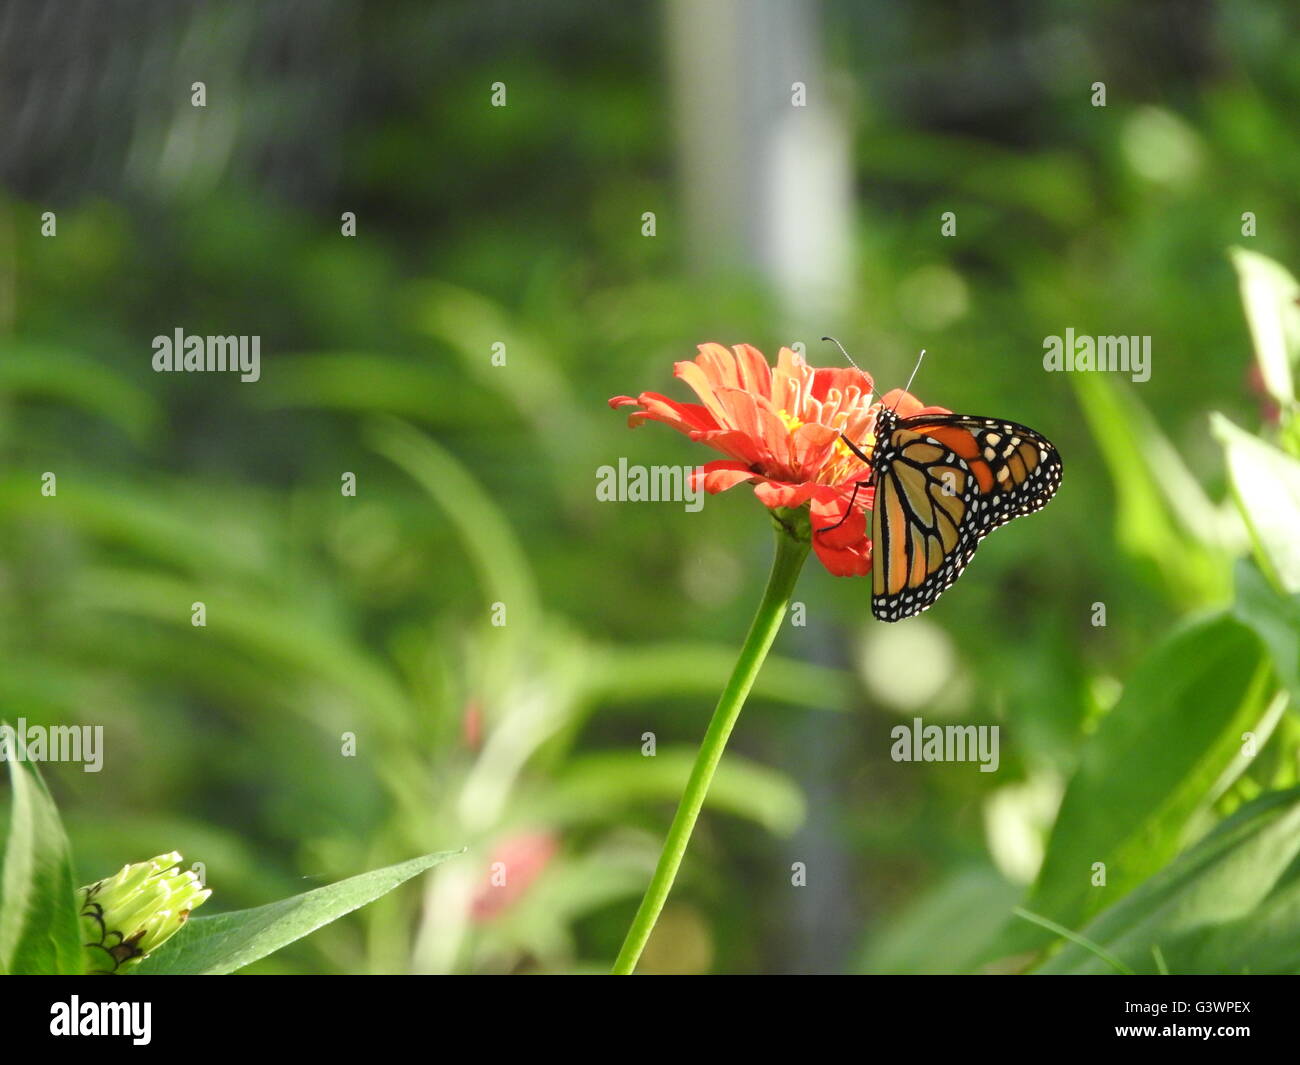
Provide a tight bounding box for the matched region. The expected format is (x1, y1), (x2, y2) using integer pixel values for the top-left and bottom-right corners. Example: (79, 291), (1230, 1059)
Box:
(612, 513), (811, 974)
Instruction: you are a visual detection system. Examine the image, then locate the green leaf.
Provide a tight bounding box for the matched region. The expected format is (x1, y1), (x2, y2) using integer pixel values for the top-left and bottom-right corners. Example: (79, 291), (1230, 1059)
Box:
(130, 850), (461, 974)
(551, 748), (806, 836)
(1230, 247), (1300, 409)
(1013, 906), (1134, 974)
(0, 732), (83, 974)
(855, 130), (1093, 225)
(999, 613), (1271, 955)
(256, 352), (486, 426)
(0, 474), (276, 581)
(406, 281), (587, 470)
(584, 643), (855, 711)
(77, 569), (415, 736)
(1213, 413), (1300, 594)
(1038, 787), (1300, 974)
(0, 342), (160, 446)
(1233, 559), (1300, 706)
(858, 867), (1021, 975)
(366, 418), (541, 632)
(1073, 374), (1233, 604)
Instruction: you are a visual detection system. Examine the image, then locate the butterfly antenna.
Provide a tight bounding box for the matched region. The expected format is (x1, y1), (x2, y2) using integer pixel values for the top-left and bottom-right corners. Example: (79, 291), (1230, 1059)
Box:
(889, 349), (927, 412)
(821, 336), (864, 374)
(821, 336), (874, 400)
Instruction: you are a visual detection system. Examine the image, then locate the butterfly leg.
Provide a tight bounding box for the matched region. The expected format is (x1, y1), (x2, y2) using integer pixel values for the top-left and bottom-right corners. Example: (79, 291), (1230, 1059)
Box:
(815, 432), (875, 533)
(816, 479), (870, 534)
(839, 433), (872, 465)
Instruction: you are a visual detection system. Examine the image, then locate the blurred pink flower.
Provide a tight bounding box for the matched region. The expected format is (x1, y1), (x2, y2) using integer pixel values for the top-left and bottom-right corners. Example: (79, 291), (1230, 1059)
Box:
(471, 831), (559, 922)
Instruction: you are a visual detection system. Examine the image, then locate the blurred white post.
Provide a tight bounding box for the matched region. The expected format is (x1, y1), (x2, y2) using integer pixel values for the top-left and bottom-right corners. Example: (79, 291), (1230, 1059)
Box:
(667, 0), (859, 973)
(666, 0), (856, 333)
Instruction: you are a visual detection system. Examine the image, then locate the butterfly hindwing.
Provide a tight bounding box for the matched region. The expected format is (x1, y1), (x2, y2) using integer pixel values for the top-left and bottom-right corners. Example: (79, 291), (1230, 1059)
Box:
(870, 429), (980, 620)
(868, 411), (1062, 622)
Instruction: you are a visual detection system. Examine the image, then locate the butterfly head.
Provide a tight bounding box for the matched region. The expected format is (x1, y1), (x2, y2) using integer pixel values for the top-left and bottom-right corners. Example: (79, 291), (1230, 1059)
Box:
(871, 404), (900, 439)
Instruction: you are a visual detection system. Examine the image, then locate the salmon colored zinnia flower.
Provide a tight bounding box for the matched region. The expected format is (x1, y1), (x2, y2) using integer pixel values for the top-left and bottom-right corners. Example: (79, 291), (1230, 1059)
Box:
(609, 343), (948, 577)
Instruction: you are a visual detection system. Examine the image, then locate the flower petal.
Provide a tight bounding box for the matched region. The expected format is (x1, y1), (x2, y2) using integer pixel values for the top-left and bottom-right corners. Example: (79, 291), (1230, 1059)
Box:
(810, 491), (874, 577)
(790, 421), (841, 478)
(878, 389), (951, 419)
(810, 490), (872, 548)
(610, 392), (719, 434)
(772, 346), (811, 415)
(811, 365), (873, 402)
(695, 460), (757, 494)
(690, 427), (768, 466)
(731, 344), (774, 399)
(675, 358), (734, 426)
(813, 532), (873, 577)
(753, 479), (821, 509)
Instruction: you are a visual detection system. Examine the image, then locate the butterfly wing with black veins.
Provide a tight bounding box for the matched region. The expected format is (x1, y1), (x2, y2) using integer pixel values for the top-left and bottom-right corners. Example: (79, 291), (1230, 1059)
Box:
(868, 409), (1062, 622)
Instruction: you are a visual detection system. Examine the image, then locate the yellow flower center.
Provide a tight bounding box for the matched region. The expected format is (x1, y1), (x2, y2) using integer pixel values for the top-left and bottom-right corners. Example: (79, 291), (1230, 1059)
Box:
(818, 426), (875, 485)
(780, 406), (877, 484)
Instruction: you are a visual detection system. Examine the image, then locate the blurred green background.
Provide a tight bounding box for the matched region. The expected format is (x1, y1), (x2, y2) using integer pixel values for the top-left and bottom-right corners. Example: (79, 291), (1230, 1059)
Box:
(2, 0), (1300, 974)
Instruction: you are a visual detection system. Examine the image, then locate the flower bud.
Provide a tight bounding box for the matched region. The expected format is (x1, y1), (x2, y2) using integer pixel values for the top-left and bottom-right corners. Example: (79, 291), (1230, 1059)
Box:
(79, 852), (211, 973)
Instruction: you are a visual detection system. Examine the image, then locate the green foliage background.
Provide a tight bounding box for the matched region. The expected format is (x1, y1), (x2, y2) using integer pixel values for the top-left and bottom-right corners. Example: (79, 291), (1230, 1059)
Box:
(2, 1), (1299, 973)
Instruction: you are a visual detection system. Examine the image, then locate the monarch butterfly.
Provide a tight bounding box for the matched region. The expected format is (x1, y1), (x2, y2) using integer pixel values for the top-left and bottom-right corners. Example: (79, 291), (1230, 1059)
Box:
(823, 341), (1063, 622)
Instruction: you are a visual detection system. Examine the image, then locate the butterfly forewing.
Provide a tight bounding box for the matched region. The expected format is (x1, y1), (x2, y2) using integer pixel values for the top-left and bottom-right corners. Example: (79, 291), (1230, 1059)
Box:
(868, 411), (1062, 622)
